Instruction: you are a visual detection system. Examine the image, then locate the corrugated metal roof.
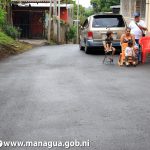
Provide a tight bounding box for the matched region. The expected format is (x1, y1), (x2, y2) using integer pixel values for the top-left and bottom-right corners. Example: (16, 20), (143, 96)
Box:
(16, 3), (73, 8)
(11, 0), (61, 3)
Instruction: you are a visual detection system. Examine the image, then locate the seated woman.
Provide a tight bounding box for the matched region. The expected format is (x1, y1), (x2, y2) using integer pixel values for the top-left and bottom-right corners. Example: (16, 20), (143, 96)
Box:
(120, 27), (135, 45)
(118, 27), (136, 66)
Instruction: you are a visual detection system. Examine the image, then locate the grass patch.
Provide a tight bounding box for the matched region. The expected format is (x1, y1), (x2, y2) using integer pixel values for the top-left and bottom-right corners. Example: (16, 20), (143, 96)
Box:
(0, 31), (14, 45)
(0, 31), (32, 59)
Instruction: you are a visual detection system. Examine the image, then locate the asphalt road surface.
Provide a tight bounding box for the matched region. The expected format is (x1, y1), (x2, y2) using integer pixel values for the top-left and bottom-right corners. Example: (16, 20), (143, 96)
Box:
(0, 44), (150, 150)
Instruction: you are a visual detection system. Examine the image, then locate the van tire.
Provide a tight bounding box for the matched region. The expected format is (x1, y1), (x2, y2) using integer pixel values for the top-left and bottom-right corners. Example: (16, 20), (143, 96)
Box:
(79, 44), (84, 51)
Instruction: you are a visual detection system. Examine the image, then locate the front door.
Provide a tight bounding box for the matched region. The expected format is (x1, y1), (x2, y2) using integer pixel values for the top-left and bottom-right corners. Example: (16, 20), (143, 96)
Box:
(30, 12), (44, 38)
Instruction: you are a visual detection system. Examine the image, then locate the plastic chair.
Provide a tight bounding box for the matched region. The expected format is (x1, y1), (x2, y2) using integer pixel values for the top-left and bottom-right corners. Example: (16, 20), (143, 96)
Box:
(139, 37), (150, 63)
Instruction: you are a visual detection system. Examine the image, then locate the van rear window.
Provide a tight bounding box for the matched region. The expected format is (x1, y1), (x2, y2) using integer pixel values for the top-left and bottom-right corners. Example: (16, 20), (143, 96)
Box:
(92, 15), (125, 28)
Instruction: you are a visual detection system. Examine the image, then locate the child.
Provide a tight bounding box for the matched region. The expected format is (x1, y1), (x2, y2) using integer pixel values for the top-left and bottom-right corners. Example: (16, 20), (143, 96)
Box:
(125, 40), (137, 63)
(104, 31), (116, 55)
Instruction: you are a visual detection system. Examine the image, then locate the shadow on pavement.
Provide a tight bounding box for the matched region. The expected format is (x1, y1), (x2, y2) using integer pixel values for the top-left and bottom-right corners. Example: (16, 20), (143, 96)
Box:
(80, 47), (121, 55)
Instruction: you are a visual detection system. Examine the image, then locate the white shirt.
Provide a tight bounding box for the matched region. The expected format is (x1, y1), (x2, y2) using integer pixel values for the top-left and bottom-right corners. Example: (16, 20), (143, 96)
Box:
(125, 47), (135, 57)
(129, 20), (146, 40)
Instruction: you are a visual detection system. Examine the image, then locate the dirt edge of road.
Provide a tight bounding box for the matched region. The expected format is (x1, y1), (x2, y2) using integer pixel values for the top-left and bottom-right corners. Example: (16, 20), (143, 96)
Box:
(0, 39), (51, 60)
(0, 41), (33, 60)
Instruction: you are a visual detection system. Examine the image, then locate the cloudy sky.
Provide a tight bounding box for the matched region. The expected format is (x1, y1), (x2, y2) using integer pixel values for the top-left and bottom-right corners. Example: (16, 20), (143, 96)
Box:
(76, 0), (91, 8)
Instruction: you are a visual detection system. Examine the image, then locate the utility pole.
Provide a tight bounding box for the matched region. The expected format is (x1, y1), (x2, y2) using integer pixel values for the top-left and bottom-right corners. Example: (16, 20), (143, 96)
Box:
(48, 0), (52, 43)
(76, 0), (79, 44)
(58, 0), (61, 43)
(54, 0), (57, 16)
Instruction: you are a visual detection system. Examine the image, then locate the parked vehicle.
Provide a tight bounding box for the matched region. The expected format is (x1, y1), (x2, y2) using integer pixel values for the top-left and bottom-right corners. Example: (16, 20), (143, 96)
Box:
(79, 14), (126, 54)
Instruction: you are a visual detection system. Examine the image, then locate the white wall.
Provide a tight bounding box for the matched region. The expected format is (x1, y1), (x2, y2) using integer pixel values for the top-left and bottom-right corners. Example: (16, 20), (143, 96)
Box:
(146, 0), (150, 31)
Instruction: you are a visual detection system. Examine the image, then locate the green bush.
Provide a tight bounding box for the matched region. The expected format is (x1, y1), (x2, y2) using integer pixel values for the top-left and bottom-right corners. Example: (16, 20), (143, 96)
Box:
(2, 24), (20, 39)
(67, 25), (77, 41)
(0, 31), (14, 45)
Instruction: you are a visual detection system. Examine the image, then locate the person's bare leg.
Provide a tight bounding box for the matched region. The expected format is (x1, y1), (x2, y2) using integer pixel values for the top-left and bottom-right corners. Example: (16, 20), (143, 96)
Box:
(112, 47), (116, 55)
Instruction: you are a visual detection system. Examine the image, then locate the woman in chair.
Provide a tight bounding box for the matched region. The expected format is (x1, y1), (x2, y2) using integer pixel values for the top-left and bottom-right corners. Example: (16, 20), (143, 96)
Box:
(118, 27), (136, 65)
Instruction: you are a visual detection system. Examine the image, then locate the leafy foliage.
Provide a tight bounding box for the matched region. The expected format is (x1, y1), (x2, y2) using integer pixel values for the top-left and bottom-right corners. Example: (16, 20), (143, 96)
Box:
(66, 25), (76, 41)
(84, 8), (94, 17)
(91, 0), (120, 13)
(0, 31), (14, 45)
(0, 31), (32, 59)
(0, 0), (11, 9)
(2, 24), (21, 39)
(0, 7), (6, 26)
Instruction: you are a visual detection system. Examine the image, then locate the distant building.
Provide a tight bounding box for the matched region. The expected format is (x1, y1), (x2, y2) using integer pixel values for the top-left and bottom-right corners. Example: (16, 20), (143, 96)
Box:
(11, 0), (74, 39)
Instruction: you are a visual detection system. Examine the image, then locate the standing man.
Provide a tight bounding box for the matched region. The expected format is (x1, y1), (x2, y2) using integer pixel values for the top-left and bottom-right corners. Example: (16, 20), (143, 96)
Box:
(129, 12), (148, 62)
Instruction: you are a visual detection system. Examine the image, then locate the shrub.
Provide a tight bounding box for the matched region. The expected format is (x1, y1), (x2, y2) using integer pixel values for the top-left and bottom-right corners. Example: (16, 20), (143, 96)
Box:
(2, 24), (20, 39)
(66, 25), (77, 42)
(0, 31), (14, 45)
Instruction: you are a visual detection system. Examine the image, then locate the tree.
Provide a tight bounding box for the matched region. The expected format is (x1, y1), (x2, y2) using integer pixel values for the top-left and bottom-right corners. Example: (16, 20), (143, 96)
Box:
(0, 0), (12, 24)
(0, 0), (10, 9)
(91, 0), (120, 13)
(0, 7), (6, 26)
(84, 8), (94, 17)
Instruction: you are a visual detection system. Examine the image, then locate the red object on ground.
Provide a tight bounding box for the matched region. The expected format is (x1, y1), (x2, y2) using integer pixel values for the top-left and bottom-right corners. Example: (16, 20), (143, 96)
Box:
(139, 36), (150, 63)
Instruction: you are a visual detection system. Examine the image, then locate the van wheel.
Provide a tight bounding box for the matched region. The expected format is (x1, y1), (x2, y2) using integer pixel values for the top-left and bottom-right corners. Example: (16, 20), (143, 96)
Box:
(79, 44), (84, 51)
(85, 46), (90, 54)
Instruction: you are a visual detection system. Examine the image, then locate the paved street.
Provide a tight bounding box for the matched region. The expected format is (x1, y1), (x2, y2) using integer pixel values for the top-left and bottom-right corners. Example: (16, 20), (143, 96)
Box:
(0, 44), (150, 150)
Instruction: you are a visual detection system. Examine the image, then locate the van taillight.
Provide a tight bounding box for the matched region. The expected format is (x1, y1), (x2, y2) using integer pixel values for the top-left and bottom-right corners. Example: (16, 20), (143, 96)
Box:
(87, 31), (93, 39)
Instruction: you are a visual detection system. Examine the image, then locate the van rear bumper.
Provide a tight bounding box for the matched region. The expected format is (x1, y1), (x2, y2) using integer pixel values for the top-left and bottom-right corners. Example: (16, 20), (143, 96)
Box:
(86, 40), (121, 48)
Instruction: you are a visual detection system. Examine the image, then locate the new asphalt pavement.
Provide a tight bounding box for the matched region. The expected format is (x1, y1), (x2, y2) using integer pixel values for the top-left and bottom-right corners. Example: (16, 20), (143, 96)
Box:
(0, 44), (150, 150)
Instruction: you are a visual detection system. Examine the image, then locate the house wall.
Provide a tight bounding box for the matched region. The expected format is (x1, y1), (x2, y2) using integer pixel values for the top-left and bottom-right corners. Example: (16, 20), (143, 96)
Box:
(146, 0), (150, 31)
(120, 0), (130, 19)
(60, 8), (68, 22)
(121, 0), (150, 34)
(120, 0), (146, 24)
(67, 7), (73, 25)
(60, 7), (73, 25)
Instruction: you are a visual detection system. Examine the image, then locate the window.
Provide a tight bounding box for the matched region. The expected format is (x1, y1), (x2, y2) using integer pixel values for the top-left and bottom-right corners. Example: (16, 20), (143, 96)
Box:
(92, 15), (125, 28)
(136, 0), (146, 18)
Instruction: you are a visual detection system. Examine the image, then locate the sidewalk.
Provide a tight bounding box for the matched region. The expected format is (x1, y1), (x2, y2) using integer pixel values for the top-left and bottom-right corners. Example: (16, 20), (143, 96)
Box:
(19, 39), (48, 47)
